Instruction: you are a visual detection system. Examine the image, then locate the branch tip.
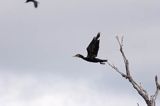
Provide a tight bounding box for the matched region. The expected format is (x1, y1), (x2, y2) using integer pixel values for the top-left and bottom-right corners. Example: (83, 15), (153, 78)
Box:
(155, 75), (160, 90)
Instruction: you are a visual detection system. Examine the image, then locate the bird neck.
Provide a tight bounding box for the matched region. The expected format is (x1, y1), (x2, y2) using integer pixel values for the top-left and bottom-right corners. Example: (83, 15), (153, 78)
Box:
(78, 54), (85, 59)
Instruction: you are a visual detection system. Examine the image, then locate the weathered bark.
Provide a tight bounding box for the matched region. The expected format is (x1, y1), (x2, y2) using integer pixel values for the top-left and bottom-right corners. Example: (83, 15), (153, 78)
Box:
(107, 36), (160, 106)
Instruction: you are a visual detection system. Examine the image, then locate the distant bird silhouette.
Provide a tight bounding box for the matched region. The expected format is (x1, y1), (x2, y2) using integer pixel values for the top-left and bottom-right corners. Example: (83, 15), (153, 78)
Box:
(25, 0), (39, 8)
(74, 32), (107, 64)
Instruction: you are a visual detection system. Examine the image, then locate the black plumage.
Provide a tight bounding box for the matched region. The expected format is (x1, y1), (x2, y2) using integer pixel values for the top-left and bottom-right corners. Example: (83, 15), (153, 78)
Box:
(25, 0), (39, 8)
(74, 32), (107, 64)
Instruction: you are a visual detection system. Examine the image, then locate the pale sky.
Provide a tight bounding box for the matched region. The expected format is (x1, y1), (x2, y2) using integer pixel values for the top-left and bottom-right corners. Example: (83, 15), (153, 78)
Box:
(0, 0), (160, 106)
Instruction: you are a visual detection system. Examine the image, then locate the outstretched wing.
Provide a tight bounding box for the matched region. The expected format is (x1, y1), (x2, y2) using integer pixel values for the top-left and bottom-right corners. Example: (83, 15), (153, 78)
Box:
(86, 33), (100, 58)
(26, 0), (38, 8)
(33, 0), (38, 8)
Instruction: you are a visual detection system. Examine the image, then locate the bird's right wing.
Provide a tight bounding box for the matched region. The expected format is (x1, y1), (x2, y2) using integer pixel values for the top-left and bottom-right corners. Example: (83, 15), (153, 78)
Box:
(86, 33), (100, 58)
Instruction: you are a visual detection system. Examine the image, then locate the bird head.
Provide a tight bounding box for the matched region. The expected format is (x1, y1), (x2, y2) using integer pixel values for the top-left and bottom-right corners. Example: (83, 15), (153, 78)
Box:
(73, 54), (84, 58)
(74, 54), (81, 57)
(25, 0), (30, 3)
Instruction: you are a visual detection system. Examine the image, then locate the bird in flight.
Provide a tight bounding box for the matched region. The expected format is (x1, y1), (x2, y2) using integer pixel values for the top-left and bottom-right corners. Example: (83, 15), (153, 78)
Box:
(25, 0), (39, 8)
(74, 32), (107, 64)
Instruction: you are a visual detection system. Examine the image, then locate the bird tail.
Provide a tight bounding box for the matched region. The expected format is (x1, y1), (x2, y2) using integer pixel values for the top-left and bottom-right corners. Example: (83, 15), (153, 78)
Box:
(100, 59), (107, 65)
(102, 59), (107, 62)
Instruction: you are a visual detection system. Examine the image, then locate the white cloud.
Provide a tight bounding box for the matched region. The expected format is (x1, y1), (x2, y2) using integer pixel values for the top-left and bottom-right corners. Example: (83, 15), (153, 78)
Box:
(0, 72), (148, 106)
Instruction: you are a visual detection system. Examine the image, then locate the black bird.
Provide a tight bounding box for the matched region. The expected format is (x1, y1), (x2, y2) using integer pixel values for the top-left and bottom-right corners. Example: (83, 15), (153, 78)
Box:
(74, 33), (107, 64)
(25, 0), (39, 8)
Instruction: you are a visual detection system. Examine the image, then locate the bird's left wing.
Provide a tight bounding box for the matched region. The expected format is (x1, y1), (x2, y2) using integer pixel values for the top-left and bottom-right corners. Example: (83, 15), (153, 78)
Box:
(33, 0), (38, 8)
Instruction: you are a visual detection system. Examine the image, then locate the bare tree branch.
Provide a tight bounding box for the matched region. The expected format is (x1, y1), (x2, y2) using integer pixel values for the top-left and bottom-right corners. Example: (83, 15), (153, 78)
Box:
(151, 75), (160, 102)
(107, 60), (127, 78)
(155, 76), (160, 90)
(116, 36), (131, 77)
(107, 36), (160, 106)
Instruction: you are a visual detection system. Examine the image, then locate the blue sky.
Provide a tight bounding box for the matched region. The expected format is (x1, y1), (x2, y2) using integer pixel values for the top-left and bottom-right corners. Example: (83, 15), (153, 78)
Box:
(0, 0), (160, 106)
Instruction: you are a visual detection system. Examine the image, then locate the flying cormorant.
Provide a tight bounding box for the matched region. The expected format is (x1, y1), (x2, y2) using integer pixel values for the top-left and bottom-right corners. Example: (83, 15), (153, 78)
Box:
(25, 0), (39, 8)
(74, 32), (107, 64)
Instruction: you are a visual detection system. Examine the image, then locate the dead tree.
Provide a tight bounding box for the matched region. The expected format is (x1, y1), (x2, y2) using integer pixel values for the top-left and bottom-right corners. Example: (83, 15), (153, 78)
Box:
(107, 36), (160, 106)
